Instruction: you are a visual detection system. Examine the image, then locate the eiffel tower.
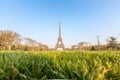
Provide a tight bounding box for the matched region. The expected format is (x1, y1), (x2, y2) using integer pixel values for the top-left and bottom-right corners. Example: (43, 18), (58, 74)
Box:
(55, 22), (65, 50)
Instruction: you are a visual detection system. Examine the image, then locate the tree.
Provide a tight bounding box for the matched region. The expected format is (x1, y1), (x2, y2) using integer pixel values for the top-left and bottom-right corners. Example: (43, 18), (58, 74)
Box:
(0, 30), (49, 51)
(91, 46), (96, 51)
(24, 38), (39, 51)
(107, 37), (118, 50)
(0, 30), (21, 50)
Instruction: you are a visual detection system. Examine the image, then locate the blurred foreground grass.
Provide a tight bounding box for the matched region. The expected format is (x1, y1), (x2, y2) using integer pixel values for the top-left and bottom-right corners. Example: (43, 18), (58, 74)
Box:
(0, 51), (120, 80)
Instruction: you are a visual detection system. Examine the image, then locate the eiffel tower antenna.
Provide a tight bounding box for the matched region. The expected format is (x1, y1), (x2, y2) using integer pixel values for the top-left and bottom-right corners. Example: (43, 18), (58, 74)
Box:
(55, 22), (65, 50)
(59, 22), (61, 38)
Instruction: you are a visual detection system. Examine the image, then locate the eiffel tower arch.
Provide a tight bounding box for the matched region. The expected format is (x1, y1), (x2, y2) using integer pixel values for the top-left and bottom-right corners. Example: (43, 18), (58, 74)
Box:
(55, 22), (65, 50)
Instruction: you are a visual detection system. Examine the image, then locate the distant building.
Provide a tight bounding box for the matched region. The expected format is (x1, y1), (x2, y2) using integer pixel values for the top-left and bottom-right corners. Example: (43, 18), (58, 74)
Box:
(71, 45), (79, 50)
(72, 42), (91, 50)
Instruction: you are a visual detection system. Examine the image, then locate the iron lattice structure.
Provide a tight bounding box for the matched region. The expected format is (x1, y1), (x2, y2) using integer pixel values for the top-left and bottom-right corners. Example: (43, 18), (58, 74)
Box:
(55, 22), (65, 50)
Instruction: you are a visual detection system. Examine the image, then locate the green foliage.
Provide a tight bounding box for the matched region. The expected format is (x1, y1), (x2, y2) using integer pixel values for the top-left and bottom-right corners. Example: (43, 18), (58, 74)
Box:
(107, 37), (118, 50)
(0, 51), (120, 80)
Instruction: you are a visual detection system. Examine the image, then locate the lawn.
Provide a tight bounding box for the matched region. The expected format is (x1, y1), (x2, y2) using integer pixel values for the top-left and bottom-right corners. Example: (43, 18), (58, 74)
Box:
(0, 51), (120, 80)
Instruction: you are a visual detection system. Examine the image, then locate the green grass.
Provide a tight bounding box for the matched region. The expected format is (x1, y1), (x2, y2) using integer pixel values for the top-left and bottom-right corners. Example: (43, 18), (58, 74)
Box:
(0, 51), (120, 80)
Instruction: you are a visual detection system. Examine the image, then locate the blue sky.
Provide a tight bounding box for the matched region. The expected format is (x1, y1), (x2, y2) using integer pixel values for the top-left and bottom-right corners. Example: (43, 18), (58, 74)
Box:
(0, 0), (120, 48)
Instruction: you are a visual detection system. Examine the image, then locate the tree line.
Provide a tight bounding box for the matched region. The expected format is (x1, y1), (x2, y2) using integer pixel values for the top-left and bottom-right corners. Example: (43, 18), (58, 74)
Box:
(71, 37), (120, 51)
(0, 30), (48, 51)
(0, 30), (120, 51)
